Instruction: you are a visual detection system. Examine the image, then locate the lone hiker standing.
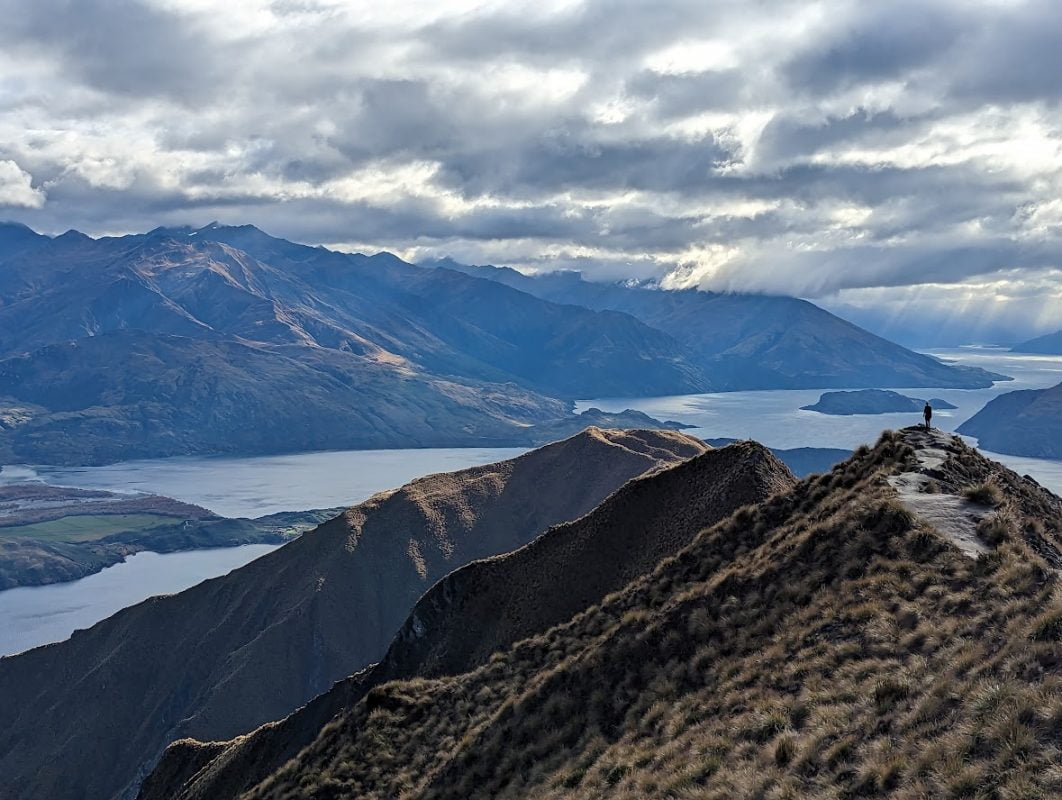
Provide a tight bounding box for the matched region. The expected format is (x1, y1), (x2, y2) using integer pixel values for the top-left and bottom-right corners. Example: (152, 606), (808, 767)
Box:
(923, 401), (933, 430)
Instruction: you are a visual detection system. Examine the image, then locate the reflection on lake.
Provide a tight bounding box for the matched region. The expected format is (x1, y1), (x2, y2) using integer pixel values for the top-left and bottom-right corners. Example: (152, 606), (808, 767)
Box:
(0, 544), (279, 656)
(5, 446), (528, 518)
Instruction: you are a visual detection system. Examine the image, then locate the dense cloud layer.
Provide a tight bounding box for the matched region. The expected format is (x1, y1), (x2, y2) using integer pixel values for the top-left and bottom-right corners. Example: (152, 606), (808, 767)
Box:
(1, 0), (1060, 341)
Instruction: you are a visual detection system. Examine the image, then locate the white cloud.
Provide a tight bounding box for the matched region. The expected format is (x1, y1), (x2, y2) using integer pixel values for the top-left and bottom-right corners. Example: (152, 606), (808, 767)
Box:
(0, 0), (1059, 342)
(0, 160), (45, 208)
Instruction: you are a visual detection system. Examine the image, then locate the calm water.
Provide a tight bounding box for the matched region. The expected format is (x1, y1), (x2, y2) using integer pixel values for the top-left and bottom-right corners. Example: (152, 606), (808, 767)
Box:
(3, 347), (1060, 657)
(577, 348), (1062, 495)
(0, 544), (279, 656)
(3, 446), (527, 518)
(0, 447), (523, 656)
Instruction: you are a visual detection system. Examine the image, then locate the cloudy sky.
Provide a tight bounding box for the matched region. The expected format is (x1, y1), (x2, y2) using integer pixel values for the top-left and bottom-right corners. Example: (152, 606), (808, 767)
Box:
(1, 0), (1060, 343)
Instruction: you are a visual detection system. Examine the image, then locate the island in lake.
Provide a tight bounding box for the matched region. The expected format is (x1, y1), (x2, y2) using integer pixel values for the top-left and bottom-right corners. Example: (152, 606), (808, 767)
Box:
(801, 389), (958, 416)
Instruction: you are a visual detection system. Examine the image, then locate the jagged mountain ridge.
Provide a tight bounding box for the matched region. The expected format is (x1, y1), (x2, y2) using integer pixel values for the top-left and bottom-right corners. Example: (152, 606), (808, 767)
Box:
(147, 429), (1062, 800)
(424, 259), (1008, 391)
(142, 438), (796, 800)
(0, 428), (706, 800)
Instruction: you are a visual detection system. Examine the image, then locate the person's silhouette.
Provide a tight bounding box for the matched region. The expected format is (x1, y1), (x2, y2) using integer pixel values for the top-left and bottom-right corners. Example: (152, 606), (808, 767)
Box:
(923, 402), (933, 430)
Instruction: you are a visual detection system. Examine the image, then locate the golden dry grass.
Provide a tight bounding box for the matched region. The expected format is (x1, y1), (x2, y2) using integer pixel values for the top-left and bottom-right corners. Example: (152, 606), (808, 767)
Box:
(155, 431), (1061, 800)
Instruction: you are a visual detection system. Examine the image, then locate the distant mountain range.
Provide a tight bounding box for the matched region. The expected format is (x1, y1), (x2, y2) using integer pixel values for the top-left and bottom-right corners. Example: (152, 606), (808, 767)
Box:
(1011, 329), (1062, 354)
(424, 259), (1008, 391)
(958, 380), (1062, 459)
(0, 222), (1005, 465)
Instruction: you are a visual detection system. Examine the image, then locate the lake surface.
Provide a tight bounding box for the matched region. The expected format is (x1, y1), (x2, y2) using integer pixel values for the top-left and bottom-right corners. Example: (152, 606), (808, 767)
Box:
(577, 348), (1062, 495)
(0, 446), (524, 656)
(3, 346), (1060, 657)
(3, 446), (528, 518)
(0, 544), (279, 656)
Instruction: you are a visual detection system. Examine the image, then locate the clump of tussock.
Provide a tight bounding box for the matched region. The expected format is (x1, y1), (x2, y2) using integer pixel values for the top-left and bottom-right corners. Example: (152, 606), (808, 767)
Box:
(1029, 607), (1062, 642)
(977, 513), (1013, 547)
(964, 481), (1004, 507)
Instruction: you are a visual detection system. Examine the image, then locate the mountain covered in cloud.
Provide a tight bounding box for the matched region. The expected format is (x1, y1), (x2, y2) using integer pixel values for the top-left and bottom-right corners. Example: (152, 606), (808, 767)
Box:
(424, 259), (1008, 391)
(0, 223), (1003, 465)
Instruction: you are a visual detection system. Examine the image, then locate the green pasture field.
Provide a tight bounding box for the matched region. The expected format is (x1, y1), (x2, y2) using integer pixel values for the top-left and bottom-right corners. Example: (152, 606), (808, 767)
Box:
(0, 513), (176, 543)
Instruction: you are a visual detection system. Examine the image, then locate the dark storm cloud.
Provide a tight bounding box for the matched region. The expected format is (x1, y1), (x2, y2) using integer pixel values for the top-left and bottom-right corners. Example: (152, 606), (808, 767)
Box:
(418, 0), (728, 67)
(947, 5), (1062, 104)
(436, 130), (735, 197)
(782, 0), (1062, 107)
(0, 0), (1059, 311)
(781, 1), (965, 94)
(624, 69), (746, 119)
(0, 0), (226, 101)
(755, 109), (921, 164)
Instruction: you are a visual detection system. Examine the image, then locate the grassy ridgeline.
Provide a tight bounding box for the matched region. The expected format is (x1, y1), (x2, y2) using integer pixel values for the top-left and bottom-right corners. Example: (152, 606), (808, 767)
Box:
(179, 430), (1061, 800)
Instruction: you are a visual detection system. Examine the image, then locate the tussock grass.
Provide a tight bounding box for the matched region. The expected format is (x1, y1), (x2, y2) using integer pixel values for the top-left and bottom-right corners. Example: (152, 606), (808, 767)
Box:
(964, 481), (1004, 507)
(978, 513), (1014, 547)
(242, 429), (1061, 800)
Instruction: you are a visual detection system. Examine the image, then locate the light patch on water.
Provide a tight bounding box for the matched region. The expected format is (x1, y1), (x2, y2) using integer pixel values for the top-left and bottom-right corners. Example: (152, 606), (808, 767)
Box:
(0, 544), (279, 657)
(577, 348), (1062, 495)
(5, 447), (528, 518)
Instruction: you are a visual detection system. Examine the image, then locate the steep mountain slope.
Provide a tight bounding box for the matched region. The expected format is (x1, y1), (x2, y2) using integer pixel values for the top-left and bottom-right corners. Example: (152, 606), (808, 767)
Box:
(958, 380), (1062, 459)
(0, 225), (707, 396)
(426, 261), (1007, 390)
(0, 330), (568, 464)
(0, 225), (711, 463)
(383, 441), (795, 680)
(0, 220), (48, 257)
(0, 429), (705, 800)
(145, 441), (796, 800)
(1011, 329), (1062, 355)
(148, 429), (1061, 800)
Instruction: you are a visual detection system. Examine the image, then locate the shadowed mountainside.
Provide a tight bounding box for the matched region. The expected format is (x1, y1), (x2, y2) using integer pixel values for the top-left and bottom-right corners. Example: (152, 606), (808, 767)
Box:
(0, 428), (705, 800)
(143, 440), (797, 800)
(1011, 329), (1062, 355)
(147, 429), (1061, 800)
(0, 222), (1006, 464)
(958, 380), (1062, 459)
(0, 223), (708, 463)
(423, 260), (1008, 391)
